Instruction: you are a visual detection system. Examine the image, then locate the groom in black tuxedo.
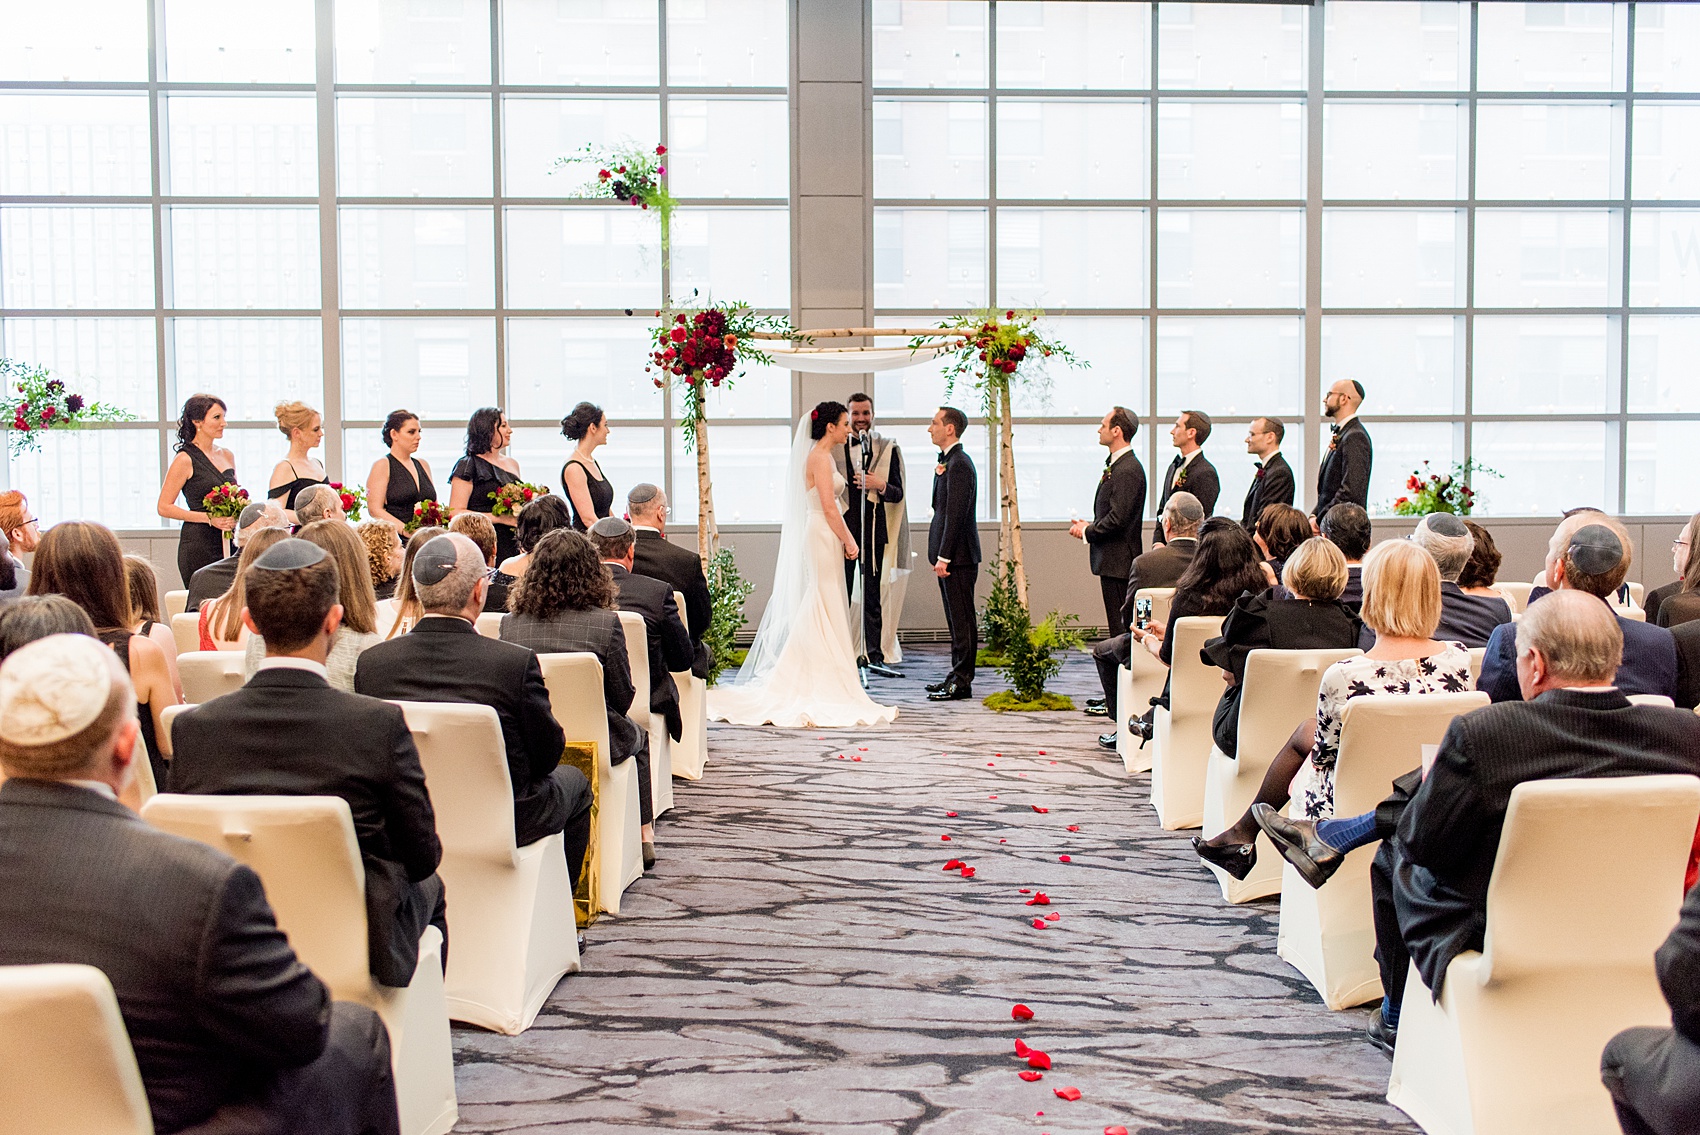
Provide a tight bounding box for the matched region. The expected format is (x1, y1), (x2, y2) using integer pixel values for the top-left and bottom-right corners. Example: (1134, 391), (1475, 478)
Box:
(926, 406), (980, 701)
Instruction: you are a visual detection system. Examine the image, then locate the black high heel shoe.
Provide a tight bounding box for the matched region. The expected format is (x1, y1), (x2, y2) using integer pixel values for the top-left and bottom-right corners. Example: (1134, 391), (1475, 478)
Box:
(1191, 836), (1256, 881)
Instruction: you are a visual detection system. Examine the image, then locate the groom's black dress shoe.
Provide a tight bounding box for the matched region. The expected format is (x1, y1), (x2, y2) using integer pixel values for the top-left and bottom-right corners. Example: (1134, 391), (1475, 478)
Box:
(928, 681), (972, 701)
(1083, 703), (1109, 718)
(925, 679), (949, 693)
(1086, 696), (1106, 708)
(1367, 1006), (1398, 1057)
(1252, 803), (1345, 889)
(1097, 733), (1118, 749)
(867, 662), (904, 679)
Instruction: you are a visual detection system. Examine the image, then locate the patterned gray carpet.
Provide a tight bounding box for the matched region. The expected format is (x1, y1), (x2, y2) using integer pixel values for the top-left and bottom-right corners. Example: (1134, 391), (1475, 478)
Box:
(450, 645), (1417, 1134)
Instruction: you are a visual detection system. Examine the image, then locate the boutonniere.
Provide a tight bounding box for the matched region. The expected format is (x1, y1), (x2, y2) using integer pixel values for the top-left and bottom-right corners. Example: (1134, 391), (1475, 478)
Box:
(1254, 466), (1266, 480)
(1174, 467), (1188, 489)
(1328, 437), (1338, 453)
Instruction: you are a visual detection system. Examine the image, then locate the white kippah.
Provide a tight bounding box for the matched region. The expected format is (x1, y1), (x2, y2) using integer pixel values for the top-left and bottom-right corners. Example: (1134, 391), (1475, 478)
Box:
(0, 634), (115, 746)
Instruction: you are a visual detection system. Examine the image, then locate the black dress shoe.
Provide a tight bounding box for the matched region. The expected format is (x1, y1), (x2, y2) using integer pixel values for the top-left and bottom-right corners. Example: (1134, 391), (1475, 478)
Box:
(867, 662), (905, 679)
(1086, 696), (1106, 708)
(642, 841), (656, 871)
(1191, 836), (1256, 881)
(928, 681), (972, 701)
(925, 680), (949, 693)
(1252, 803), (1345, 889)
(1083, 703), (1109, 718)
(1367, 1005), (1398, 1056)
(1097, 732), (1119, 749)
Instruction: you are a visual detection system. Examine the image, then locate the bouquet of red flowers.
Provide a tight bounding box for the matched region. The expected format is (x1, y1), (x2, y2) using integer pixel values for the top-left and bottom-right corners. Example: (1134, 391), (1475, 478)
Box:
(1, 358), (137, 456)
(405, 499), (446, 534)
(201, 482), (248, 519)
(646, 302), (793, 451)
(328, 482), (365, 521)
(1390, 459), (1499, 516)
(489, 482), (548, 517)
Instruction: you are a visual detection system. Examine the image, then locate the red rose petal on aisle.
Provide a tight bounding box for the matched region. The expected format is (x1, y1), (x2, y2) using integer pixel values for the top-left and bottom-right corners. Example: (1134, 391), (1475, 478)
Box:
(1044, 912), (1060, 922)
(1054, 1087), (1082, 1101)
(852, 756), (862, 762)
(942, 859), (965, 870)
(1026, 892), (1050, 906)
(1011, 1003), (1035, 1020)
(941, 835), (952, 841)
(1026, 1051), (1052, 1070)
(1019, 888), (1031, 894)
(1106, 1127), (1131, 1135)
(836, 755), (845, 759)
(1050, 761), (1058, 765)
(1038, 749), (1047, 755)
(987, 762), (995, 766)
(1019, 1070), (1044, 1082)
(1031, 918), (1048, 929)
(1032, 805), (1049, 813)
(1000, 838), (1008, 843)
(1067, 825), (1081, 832)
(1058, 855), (1072, 863)
(1014, 1038), (1031, 1057)
(960, 866), (976, 878)
(989, 795), (999, 800)
(858, 746), (868, 751)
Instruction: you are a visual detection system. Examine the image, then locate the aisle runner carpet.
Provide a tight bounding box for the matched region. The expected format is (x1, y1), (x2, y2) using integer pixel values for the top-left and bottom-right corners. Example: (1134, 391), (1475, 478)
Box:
(451, 645), (1417, 1134)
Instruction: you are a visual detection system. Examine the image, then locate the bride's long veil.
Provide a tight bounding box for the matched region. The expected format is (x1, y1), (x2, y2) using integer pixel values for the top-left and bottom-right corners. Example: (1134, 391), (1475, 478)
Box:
(727, 416), (817, 688)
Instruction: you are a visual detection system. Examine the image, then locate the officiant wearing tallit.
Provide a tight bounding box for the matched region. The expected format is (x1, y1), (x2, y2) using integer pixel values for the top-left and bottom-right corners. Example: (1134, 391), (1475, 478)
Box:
(836, 392), (910, 677)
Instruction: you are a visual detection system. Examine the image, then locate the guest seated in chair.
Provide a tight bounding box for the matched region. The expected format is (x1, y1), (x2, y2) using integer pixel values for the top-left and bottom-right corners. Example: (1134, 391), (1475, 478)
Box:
(170, 538), (447, 990)
(628, 483), (713, 678)
(1252, 503), (1312, 588)
(448, 511), (507, 613)
(1645, 510), (1699, 627)
(1604, 873), (1700, 1135)
(1408, 511), (1511, 648)
(0, 634), (401, 1135)
(185, 498), (286, 613)
(587, 516), (693, 747)
(292, 482), (344, 526)
(1319, 503), (1371, 609)
(499, 528), (656, 868)
(355, 534), (595, 893)
(1457, 519), (1504, 601)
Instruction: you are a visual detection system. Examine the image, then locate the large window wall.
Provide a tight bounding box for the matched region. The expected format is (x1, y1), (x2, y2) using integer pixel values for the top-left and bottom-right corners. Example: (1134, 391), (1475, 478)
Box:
(871, 0), (1700, 519)
(0, 0), (791, 530)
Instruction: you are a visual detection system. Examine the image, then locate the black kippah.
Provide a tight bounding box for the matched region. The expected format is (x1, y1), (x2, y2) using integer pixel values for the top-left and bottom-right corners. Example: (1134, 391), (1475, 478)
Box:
(411, 535), (461, 586)
(589, 516), (632, 539)
(1424, 513), (1468, 537)
(252, 538), (327, 571)
(1568, 523), (1623, 575)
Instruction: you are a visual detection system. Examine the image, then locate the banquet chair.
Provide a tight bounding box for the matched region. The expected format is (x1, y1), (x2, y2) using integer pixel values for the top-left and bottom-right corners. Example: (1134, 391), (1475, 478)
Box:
(617, 610), (673, 818)
(1620, 606), (1647, 623)
(1467, 647), (1486, 683)
(0, 964), (152, 1135)
(140, 794), (456, 1135)
(1149, 615), (1225, 830)
(1626, 580), (1646, 608)
(163, 589), (188, 619)
(670, 589), (709, 781)
(1113, 587), (1178, 776)
(474, 611), (502, 639)
(396, 701), (579, 1035)
(175, 651), (246, 704)
(169, 613), (200, 656)
(536, 652), (642, 915)
(1277, 691), (1489, 1010)
(1388, 775), (1700, 1135)
(1627, 694), (1676, 707)
(1141, 586), (1176, 628)
(1201, 647), (1361, 903)
(1492, 582), (1532, 615)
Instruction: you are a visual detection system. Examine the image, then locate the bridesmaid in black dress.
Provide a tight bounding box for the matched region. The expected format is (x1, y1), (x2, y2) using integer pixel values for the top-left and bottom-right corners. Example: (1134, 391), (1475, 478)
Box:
(156, 394), (239, 585)
(366, 409), (439, 532)
(266, 400), (329, 515)
(448, 406), (523, 562)
(559, 401), (615, 531)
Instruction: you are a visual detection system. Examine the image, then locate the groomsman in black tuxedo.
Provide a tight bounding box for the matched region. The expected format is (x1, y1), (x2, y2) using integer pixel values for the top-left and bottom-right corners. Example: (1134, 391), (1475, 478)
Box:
(1239, 415), (1295, 530)
(1069, 406), (1145, 636)
(1315, 380), (1373, 518)
(1156, 411), (1220, 534)
(925, 406), (980, 702)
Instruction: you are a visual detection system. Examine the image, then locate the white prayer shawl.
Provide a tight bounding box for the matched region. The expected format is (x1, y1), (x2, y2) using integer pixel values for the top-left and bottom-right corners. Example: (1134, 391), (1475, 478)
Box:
(837, 433), (912, 663)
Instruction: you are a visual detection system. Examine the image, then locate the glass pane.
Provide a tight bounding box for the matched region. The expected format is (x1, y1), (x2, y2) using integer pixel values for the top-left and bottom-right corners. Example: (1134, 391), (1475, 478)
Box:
(0, 95), (151, 197)
(0, 318), (157, 418)
(335, 0), (492, 85)
(871, 316), (963, 419)
(695, 357), (792, 420)
(1475, 103), (1621, 201)
(168, 208), (320, 310)
(339, 208), (495, 310)
(872, 100), (987, 199)
(1631, 210), (1700, 308)
(171, 319), (323, 421)
(1214, 420), (1309, 526)
(996, 208), (1145, 309)
(872, 1), (988, 89)
(847, 422), (994, 523)
(1158, 3), (1307, 91)
(669, 208), (789, 309)
(1323, 1), (1468, 92)
(1010, 423), (1116, 521)
(1157, 101), (1304, 200)
(1474, 209), (1617, 307)
(1322, 209), (1463, 308)
(996, 101), (1147, 200)
(502, 0), (658, 86)
(667, 99), (788, 199)
(509, 425), (664, 503)
(1472, 315), (1617, 415)
(873, 208), (988, 310)
(0, 207), (154, 310)
(1635, 3), (1700, 93)
(996, 2), (1151, 91)
(1629, 315), (1700, 412)
(336, 97), (494, 198)
(668, 0), (788, 88)
(1321, 316), (1460, 415)
(504, 207), (661, 309)
(1476, 3), (1627, 93)
(1156, 316), (1303, 417)
(1010, 316), (1147, 418)
(340, 318), (496, 421)
(1633, 104), (1700, 201)
(220, 425), (304, 502)
(1359, 421), (1456, 517)
(1626, 421), (1700, 515)
(1157, 210), (1304, 309)
(161, 0), (317, 84)
(342, 424), (462, 504)
(502, 97), (659, 199)
(669, 424), (794, 524)
(10, 429), (161, 530)
(165, 96), (319, 198)
(506, 318), (662, 423)
(0, 1), (149, 82)
(1470, 421), (1608, 516)
(1323, 102), (1465, 201)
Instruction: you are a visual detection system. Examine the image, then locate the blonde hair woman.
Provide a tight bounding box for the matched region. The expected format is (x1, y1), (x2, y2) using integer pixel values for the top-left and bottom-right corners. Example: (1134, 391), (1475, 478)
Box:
(198, 526), (291, 651)
(267, 400), (328, 515)
(357, 519), (404, 600)
(379, 525), (447, 639)
(241, 519), (382, 691)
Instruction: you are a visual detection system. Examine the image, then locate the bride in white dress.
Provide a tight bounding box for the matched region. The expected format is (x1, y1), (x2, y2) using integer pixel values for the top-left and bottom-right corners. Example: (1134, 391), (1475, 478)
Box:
(708, 401), (899, 729)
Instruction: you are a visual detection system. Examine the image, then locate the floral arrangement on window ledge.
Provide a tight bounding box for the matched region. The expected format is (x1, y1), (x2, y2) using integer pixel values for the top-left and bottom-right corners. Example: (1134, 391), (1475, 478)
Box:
(554, 142), (676, 247)
(1390, 459), (1500, 516)
(0, 358), (136, 455)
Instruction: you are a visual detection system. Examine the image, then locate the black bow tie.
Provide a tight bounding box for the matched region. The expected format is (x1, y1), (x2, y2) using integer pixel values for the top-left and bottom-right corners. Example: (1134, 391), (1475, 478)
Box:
(1331, 423), (1343, 435)
(1254, 461), (1264, 470)
(1103, 456), (1113, 469)
(936, 451), (948, 464)
(1170, 455), (1184, 468)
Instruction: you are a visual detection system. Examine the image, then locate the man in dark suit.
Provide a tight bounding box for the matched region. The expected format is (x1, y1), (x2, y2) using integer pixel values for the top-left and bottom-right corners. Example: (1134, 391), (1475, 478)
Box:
(354, 533), (598, 879)
(1069, 405), (1146, 637)
(1156, 410), (1220, 523)
(627, 483), (712, 678)
(588, 516), (693, 741)
(1409, 512), (1512, 649)
(1240, 416), (1295, 530)
(1090, 492), (1203, 743)
(171, 538), (446, 989)
(1320, 503), (1371, 608)
(926, 405), (981, 700)
(1674, 620), (1700, 710)
(0, 634), (400, 1135)
(1479, 517), (1678, 702)
(838, 392), (907, 678)
(185, 498), (285, 610)
(1603, 879), (1700, 1135)
(1314, 379), (1373, 517)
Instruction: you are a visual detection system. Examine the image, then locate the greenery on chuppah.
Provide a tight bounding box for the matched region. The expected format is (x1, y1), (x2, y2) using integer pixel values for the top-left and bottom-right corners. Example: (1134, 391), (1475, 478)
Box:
(1389, 459), (1501, 516)
(0, 358), (136, 456)
(985, 608), (1086, 712)
(554, 141), (677, 245)
(703, 547), (755, 688)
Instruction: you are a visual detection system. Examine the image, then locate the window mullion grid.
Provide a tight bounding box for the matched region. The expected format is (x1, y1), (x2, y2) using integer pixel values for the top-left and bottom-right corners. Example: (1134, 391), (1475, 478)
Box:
(1462, 1), (1479, 483)
(147, 0), (170, 504)
(490, 0), (507, 425)
(1303, 0), (1324, 513)
(657, 0), (673, 513)
(1618, 2), (1637, 516)
(315, 0), (344, 482)
(1147, 0), (1161, 509)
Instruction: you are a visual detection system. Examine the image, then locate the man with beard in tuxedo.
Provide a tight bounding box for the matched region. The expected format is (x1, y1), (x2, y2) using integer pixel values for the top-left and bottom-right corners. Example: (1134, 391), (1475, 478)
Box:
(836, 392), (908, 682)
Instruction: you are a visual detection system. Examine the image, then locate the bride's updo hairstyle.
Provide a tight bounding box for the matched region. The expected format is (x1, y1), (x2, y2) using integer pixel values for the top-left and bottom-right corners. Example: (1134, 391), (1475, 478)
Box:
(809, 400), (848, 441)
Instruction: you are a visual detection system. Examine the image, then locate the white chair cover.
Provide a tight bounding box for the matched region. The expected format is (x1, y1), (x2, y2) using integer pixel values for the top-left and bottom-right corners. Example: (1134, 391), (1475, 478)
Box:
(163, 589), (188, 619)
(670, 589), (709, 781)
(474, 611), (502, 639)
(1113, 586), (1177, 776)
(1149, 615), (1225, 830)
(617, 610), (673, 818)
(1492, 582), (1532, 615)
(175, 652), (246, 705)
(0, 963), (152, 1135)
(169, 613), (201, 657)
